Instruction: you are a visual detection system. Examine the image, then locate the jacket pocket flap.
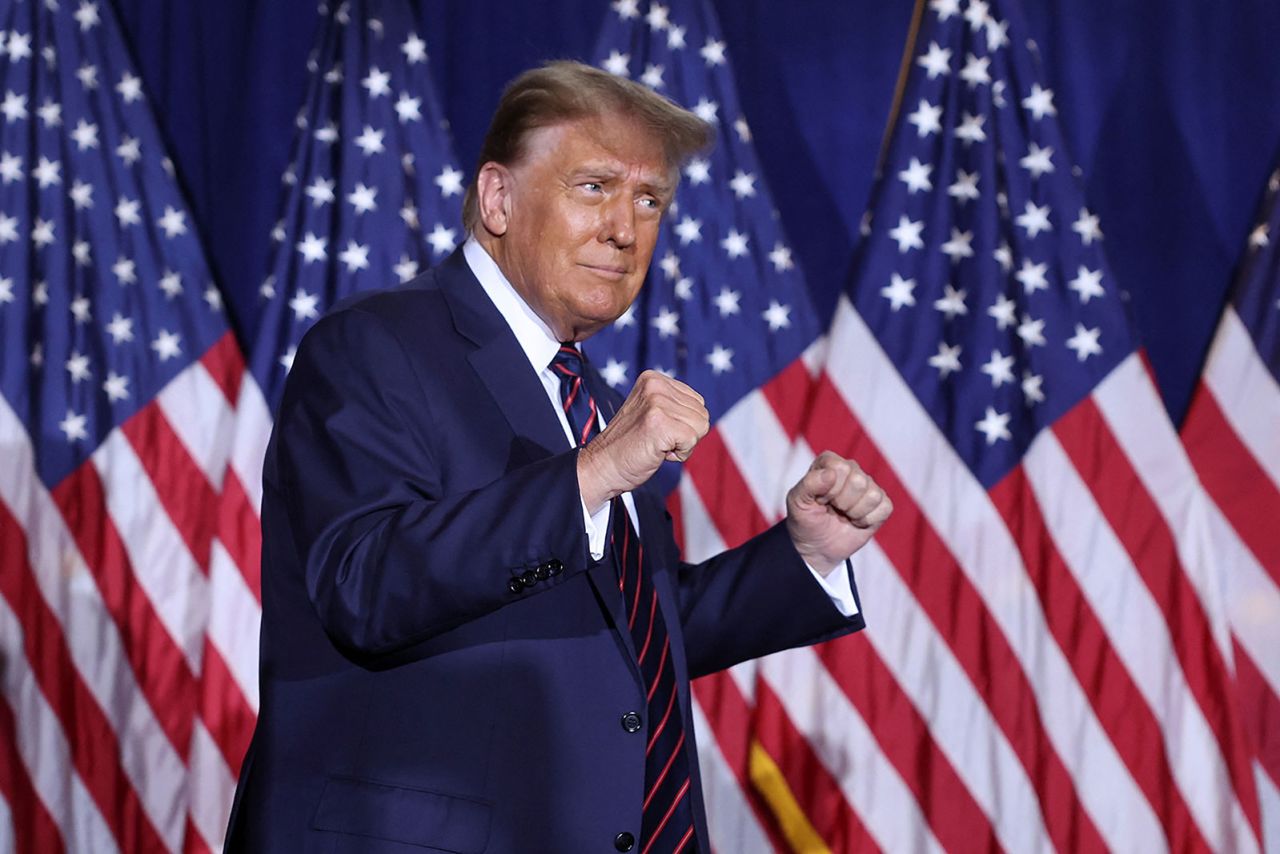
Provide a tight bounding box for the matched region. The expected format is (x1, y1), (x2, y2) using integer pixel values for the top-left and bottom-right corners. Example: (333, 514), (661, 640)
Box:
(312, 776), (491, 853)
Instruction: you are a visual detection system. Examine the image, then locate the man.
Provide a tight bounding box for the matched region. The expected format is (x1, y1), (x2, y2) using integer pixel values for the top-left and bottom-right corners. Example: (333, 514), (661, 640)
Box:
(227, 61), (891, 853)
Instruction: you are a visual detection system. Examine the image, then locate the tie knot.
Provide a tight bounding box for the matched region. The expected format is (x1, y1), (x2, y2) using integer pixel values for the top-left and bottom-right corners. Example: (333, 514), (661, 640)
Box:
(550, 343), (585, 379)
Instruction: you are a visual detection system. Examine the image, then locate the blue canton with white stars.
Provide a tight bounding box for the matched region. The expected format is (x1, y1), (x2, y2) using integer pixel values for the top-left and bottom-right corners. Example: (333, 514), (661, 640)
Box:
(850, 0), (1134, 488)
(1234, 166), (1280, 387)
(0, 0), (227, 489)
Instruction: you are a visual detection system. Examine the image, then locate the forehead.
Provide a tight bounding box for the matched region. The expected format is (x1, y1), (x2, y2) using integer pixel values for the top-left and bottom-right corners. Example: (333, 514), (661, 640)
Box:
(520, 114), (673, 182)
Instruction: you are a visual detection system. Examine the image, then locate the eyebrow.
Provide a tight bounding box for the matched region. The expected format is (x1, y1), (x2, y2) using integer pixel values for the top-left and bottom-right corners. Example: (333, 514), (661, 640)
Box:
(570, 164), (675, 198)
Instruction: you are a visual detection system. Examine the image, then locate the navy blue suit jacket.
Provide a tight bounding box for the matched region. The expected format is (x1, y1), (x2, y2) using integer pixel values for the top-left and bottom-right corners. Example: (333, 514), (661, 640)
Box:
(226, 250), (865, 852)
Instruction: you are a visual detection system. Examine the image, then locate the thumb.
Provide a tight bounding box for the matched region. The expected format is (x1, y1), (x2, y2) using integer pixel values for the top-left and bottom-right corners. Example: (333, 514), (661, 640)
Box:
(794, 464), (838, 507)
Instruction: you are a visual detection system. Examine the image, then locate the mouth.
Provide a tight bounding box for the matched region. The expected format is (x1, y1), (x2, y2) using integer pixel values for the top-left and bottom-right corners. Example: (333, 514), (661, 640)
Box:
(579, 263), (630, 280)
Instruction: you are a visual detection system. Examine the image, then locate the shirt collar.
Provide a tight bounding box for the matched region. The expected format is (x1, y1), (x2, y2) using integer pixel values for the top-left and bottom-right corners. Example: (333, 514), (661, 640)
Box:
(463, 235), (563, 373)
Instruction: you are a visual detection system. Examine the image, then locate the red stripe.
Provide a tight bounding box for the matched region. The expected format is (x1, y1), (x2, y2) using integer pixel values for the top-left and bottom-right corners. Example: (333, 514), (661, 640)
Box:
(683, 428), (772, 549)
(759, 357), (816, 440)
(643, 730), (687, 811)
(636, 589), (658, 665)
(199, 638), (257, 776)
(989, 467), (1207, 850)
(0, 694), (66, 854)
(121, 402), (219, 573)
(215, 470), (262, 601)
(580, 397), (597, 445)
(0, 502), (170, 853)
(629, 543), (645, 628)
(751, 681), (880, 852)
(619, 511), (630, 592)
(563, 375), (581, 411)
(640, 778), (691, 854)
(1056, 396), (1262, 834)
(1182, 385), (1280, 587)
(803, 376), (1109, 853)
(1233, 641), (1280, 790)
(182, 815), (213, 854)
(198, 331), (245, 408)
(665, 489), (685, 554)
(647, 640), (669, 703)
(51, 465), (197, 761)
(672, 826), (695, 853)
(689, 672), (791, 851)
(647, 686), (679, 756)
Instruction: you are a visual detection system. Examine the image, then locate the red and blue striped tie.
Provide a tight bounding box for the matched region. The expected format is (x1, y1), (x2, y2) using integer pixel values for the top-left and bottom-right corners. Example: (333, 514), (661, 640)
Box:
(551, 345), (697, 854)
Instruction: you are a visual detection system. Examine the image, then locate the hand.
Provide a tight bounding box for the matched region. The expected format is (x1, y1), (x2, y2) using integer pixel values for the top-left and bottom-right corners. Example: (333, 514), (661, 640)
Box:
(577, 371), (709, 513)
(785, 451), (892, 576)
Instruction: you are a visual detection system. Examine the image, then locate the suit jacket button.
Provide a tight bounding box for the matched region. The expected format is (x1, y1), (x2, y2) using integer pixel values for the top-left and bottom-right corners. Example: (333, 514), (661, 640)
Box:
(521, 569), (538, 586)
(535, 563), (551, 580)
(621, 711), (642, 733)
(507, 578), (524, 594)
(548, 559), (564, 576)
(613, 831), (635, 851)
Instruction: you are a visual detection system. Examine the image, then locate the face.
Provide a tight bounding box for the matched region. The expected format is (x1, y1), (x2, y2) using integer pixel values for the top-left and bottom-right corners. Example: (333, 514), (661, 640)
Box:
(475, 114), (675, 342)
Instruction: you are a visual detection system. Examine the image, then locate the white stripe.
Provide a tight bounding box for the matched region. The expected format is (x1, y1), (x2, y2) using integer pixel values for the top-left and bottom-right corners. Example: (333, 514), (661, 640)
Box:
(690, 700), (773, 854)
(854, 541), (1055, 853)
(156, 360), (238, 488)
(1026, 426), (1241, 851)
(209, 539), (262, 711)
(0, 567), (119, 854)
(716, 389), (794, 522)
(92, 429), (209, 671)
(0, 398), (188, 851)
(760, 646), (944, 854)
(1258, 763), (1280, 854)
(229, 376), (272, 514)
(1202, 307), (1280, 491)
(676, 472), (726, 564)
(824, 297), (1161, 851)
(187, 719), (237, 854)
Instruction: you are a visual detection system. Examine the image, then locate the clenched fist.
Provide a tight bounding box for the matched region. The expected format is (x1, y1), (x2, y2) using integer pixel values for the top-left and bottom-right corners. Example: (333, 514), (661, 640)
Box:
(577, 370), (710, 513)
(786, 451), (892, 576)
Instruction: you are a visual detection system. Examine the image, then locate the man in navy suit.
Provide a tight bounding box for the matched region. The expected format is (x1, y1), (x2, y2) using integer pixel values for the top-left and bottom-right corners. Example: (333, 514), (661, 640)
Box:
(227, 61), (891, 853)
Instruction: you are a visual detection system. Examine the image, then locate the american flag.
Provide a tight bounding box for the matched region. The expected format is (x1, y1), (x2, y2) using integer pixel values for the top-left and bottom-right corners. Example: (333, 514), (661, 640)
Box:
(0, 0), (254, 851)
(760, 0), (1265, 850)
(1181, 164), (1280, 850)
(590, 1), (835, 850)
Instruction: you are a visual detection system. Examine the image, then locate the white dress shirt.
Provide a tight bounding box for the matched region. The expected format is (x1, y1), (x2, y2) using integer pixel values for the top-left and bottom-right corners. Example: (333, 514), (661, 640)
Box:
(463, 237), (858, 617)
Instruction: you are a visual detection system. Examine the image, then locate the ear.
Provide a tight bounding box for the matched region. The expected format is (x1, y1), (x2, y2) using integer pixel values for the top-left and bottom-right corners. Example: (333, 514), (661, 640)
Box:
(476, 162), (513, 237)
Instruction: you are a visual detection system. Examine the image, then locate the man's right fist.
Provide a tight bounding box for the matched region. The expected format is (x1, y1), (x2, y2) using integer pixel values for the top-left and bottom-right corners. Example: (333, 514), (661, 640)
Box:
(576, 370), (709, 513)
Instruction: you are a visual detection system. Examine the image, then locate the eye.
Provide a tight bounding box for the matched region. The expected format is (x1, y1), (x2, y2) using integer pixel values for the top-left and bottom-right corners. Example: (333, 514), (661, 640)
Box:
(580, 182), (604, 193)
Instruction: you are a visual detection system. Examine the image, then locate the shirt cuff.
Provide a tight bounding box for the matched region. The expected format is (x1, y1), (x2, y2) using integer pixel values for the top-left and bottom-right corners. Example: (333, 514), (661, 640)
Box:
(582, 497), (610, 560)
(806, 558), (859, 618)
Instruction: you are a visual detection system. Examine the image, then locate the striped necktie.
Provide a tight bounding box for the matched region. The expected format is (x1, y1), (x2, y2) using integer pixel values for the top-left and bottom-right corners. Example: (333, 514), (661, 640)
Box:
(550, 344), (697, 854)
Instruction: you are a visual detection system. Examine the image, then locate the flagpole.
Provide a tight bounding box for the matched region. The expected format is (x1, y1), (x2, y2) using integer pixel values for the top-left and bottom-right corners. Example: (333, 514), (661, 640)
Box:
(875, 0), (929, 175)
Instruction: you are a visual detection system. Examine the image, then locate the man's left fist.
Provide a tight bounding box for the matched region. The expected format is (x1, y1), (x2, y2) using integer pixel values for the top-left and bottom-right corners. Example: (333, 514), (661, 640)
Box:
(785, 451), (892, 576)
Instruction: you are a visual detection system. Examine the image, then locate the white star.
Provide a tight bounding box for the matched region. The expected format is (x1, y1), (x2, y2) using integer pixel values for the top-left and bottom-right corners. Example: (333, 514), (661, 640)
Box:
(763, 300), (792, 331)
(1022, 371), (1045, 404)
(31, 218), (54, 248)
(362, 66), (391, 98)
(917, 41), (952, 78)
(993, 241), (1013, 272)
(36, 99), (60, 127)
(271, 221), (286, 243)
(401, 203), (419, 229)
(1015, 201), (1052, 237)
(714, 287), (741, 317)
(706, 344), (734, 374)
(652, 306), (680, 338)
(347, 183), (378, 214)
(948, 169), (980, 203)
(929, 342), (963, 378)
(289, 289), (319, 321)
(116, 135), (141, 165)
(729, 170), (757, 199)
(734, 117), (752, 142)
(1, 90), (27, 122)
(59, 409), (88, 442)
(305, 176), (336, 207)
(667, 25), (687, 50)
(659, 251), (680, 279)
(338, 240), (370, 272)
(73, 240), (91, 266)
(933, 284), (968, 318)
(394, 93), (422, 123)
(1250, 223), (1270, 250)
(985, 17), (1010, 50)
(601, 358), (629, 388)
(721, 229), (749, 259)
(692, 97), (719, 124)
(1066, 324), (1102, 361)
(69, 294), (91, 324)
(640, 63), (664, 89)
(435, 164), (464, 197)
(0, 213), (16, 243)
(931, 0), (961, 20)
(768, 242), (794, 272)
(0, 152), (20, 183)
(157, 269), (182, 298)
(204, 285), (222, 311)
(681, 159), (711, 188)
(30, 342), (43, 367)
(355, 125), (385, 155)
(70, 119), (98, 150)
(113, 256), (137, 284)
(674, 277), (694, 300)
(427, 222), (457, 255)
(324, 62), (343, 85)
(898, 157), (933, 193)
(1015, 259), (1049, 293)
(941, 228), (974, 261)
(888, 215), (925, 253)
(954, 112), (986, 145)
(296, 232), (327, 263)
(614, 305), (637, 328)
(964, 0), (990, 30)
(41, 46), (55, 71)
(645, 2), (670, 30)
(701, 38), (726, 66)
(116, 71), (143, 103)
(881, 273), (916, 310)
(981, 350), (1015, 387)
(157, 206), (187, 237)
(612, 0), (640, 18)
(65, 350), (91, 383)
(32, 281), (47, 305)
(313, 121), (338, 144)
(106, 313), (134, 344)
(1072, 208), (1103, 245)
(6, 31), (31, 63)
(392, 254), (419, 282)
(151, 329), (182, 361)
(401, 33), (427, 64)
(1022, 83), (1056, 120)
(0, 277), (11, 303)
(114, 197), (141, 226)
(975, 407), (1012, 446)
(907, 100), (943, 137)
(74, 1), (100, 31)
(988, 293), (1017, 329)
(603, 50), (630, 77)
(33, 156), (60, 188)
(959, 53), (991, 88)
(103, 372), (129, 402)
(673, 216), (701, 246)
(1019, 142), (1055, 178)
(1068, 266), (1105, 303)
(1016, 313), (1046, 347)
(76, 63), (98, 89)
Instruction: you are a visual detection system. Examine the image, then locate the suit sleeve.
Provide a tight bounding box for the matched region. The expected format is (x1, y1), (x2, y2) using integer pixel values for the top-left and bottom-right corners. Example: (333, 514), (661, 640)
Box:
(269, 306), (591, 656)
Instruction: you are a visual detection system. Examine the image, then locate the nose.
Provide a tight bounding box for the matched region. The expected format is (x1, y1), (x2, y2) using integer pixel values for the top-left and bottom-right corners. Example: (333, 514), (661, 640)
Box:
(600, 194), (636, 249)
